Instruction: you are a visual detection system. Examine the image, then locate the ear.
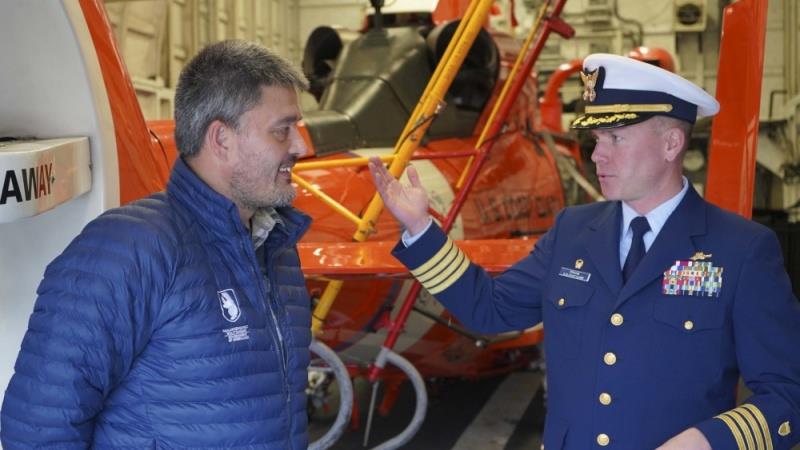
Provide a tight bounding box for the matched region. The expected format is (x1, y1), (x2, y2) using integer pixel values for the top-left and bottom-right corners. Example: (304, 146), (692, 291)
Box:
(662, 127), (685, 163)
(204, 120), (235, 163)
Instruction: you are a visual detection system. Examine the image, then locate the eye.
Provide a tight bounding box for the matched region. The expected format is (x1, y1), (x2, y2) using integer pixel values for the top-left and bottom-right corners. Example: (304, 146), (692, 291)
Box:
(272, 126), (290, 142)
(611, 134), (622, 144)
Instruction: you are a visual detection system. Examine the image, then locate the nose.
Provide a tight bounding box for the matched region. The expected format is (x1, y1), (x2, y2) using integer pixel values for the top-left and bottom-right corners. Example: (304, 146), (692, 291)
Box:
(590, 141), (606, 164)
(289, 127), (309, 158)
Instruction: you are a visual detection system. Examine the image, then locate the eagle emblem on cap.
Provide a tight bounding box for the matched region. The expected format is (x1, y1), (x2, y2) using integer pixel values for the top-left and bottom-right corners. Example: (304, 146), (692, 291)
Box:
(580, 68), (599, 102)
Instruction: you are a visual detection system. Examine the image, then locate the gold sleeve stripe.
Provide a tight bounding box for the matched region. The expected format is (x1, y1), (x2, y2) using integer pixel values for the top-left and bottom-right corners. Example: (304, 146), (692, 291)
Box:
(423, 249), (466, 289)
(741, 404), (773, 450)
(738, 407), (766, 450)
(408, 236), (472, 295)
(411, 239), (456, 278)
(428, 252), (470, 294)
(715, 412), (747, 450)
(416, 244), (461, 284)
(728, 410), (757, 450)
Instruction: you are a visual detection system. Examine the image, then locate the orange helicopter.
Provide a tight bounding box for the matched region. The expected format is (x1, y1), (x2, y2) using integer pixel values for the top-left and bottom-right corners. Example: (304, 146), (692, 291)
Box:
(0, 0), (767, 448)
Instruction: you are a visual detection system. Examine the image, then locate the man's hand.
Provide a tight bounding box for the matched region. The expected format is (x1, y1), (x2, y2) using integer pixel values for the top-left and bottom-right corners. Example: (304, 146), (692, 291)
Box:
(656, 427), (711, 450)
(368, 157), (430, 235)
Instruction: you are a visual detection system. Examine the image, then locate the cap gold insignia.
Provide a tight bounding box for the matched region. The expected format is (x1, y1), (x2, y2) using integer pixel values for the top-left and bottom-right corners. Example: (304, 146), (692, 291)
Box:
(580, 69), (599, 102)
(690, 252), (712, 261)
(575, 259), (584, 269)
(778, 421), (791, 436)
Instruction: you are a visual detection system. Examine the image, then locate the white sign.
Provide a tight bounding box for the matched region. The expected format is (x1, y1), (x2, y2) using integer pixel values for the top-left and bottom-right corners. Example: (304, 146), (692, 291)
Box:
(0, 137), (91, 223)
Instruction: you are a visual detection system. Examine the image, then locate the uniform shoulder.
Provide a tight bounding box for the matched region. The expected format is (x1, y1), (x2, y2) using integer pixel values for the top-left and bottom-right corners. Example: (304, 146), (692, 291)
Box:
(38, 193), (186, 313)
(54, 193), (187, 274)
(560, 201), (616, 222)
(90, 192), (185, 246)
(704, 202), (774, 239)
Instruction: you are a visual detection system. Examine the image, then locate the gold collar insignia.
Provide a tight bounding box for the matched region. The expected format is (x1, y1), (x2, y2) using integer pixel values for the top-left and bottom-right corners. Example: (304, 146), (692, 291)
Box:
(690, 251), (713, 261)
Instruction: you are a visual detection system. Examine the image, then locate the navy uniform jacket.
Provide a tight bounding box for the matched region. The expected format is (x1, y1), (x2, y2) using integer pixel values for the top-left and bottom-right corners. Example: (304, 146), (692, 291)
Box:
(393, 187), (800, 450)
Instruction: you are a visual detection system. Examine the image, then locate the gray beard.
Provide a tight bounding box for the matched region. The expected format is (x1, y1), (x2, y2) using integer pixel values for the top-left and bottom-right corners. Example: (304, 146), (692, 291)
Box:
(236, 188), (295, 210)
(230, 174), (296, 210)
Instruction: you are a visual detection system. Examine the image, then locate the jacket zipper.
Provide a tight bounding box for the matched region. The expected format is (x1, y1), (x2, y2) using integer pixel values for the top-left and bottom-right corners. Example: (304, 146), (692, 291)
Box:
(265, 274), (292, 444)
(242, 238), (293, 449)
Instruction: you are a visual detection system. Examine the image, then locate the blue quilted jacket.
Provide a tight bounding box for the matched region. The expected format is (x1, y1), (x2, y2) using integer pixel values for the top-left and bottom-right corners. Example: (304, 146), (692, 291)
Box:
(1, 158), (312, 449)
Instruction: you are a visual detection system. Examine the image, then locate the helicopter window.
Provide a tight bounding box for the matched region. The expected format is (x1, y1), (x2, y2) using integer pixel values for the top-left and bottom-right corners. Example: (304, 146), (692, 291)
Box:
(426, 20), (499, 113)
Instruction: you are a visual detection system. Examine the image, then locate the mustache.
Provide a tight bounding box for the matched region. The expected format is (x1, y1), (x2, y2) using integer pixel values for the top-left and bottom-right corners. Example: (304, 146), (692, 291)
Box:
(281, 156), (299, 167)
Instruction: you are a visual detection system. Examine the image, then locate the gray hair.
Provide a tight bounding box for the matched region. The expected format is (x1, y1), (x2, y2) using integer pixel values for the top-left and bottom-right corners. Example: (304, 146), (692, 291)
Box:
(652, 115), (692, 133)
(652, 115), (693, 153)
(174, 40), (308, 158)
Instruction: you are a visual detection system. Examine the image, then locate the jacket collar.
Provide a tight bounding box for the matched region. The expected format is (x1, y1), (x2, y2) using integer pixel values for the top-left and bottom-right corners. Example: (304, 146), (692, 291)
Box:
(167, 157), (311, 247)
(615, 185), (706, 307)
(582, 186), (707, 302)
(584, 201), (624, 294)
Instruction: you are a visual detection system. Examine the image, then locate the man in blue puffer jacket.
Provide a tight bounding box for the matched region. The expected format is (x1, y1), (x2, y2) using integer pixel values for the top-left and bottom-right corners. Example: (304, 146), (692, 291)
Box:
(1, 40), (313, 449)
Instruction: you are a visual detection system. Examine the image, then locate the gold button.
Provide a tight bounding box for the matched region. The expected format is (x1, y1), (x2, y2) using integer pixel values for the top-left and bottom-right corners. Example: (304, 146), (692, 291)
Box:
(597, 433), (610, 446)
(558, 297), (566, 307)
(778, 420), (791, 436)
(684, 320), (694, 331)
(599, 392), (612, 405)
(604, 352), (617, 365)
(610, 313), (624, 326)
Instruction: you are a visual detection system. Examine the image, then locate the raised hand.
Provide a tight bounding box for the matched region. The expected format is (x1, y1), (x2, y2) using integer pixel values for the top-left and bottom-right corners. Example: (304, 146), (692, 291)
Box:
(368, 157), (431, 235)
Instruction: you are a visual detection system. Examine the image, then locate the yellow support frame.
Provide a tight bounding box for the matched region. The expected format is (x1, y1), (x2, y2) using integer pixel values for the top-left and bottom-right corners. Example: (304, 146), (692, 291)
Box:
(310, 0), (497, 334)
(455, 0), (550, 189)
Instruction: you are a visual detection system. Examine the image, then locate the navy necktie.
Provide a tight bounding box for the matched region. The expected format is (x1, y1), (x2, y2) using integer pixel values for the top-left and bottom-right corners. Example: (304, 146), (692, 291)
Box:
(623, 216), (650, 283)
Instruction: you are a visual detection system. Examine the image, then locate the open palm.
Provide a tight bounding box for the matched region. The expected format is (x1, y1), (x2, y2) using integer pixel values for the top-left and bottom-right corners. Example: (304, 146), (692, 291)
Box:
(368, 157), (431, 235)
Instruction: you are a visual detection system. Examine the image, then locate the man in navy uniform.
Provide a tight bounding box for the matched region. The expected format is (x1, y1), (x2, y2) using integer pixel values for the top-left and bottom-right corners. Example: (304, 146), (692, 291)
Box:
(368, 54), (800, 449)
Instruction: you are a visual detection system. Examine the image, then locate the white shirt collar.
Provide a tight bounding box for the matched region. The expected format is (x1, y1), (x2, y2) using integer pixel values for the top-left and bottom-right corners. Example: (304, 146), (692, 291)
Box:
(618, 177), (689, 266)
(251, 207), (283, 250)
(622, 177), (689, 239)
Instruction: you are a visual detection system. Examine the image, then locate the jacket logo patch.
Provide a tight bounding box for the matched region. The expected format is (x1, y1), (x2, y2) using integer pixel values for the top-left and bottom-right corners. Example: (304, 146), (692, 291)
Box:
(218, 289), (243, 322)
(223, 325), (249, 343)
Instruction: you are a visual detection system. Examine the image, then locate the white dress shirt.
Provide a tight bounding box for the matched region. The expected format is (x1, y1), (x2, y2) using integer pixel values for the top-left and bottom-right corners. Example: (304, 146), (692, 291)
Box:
(618, 176), (689, 267)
